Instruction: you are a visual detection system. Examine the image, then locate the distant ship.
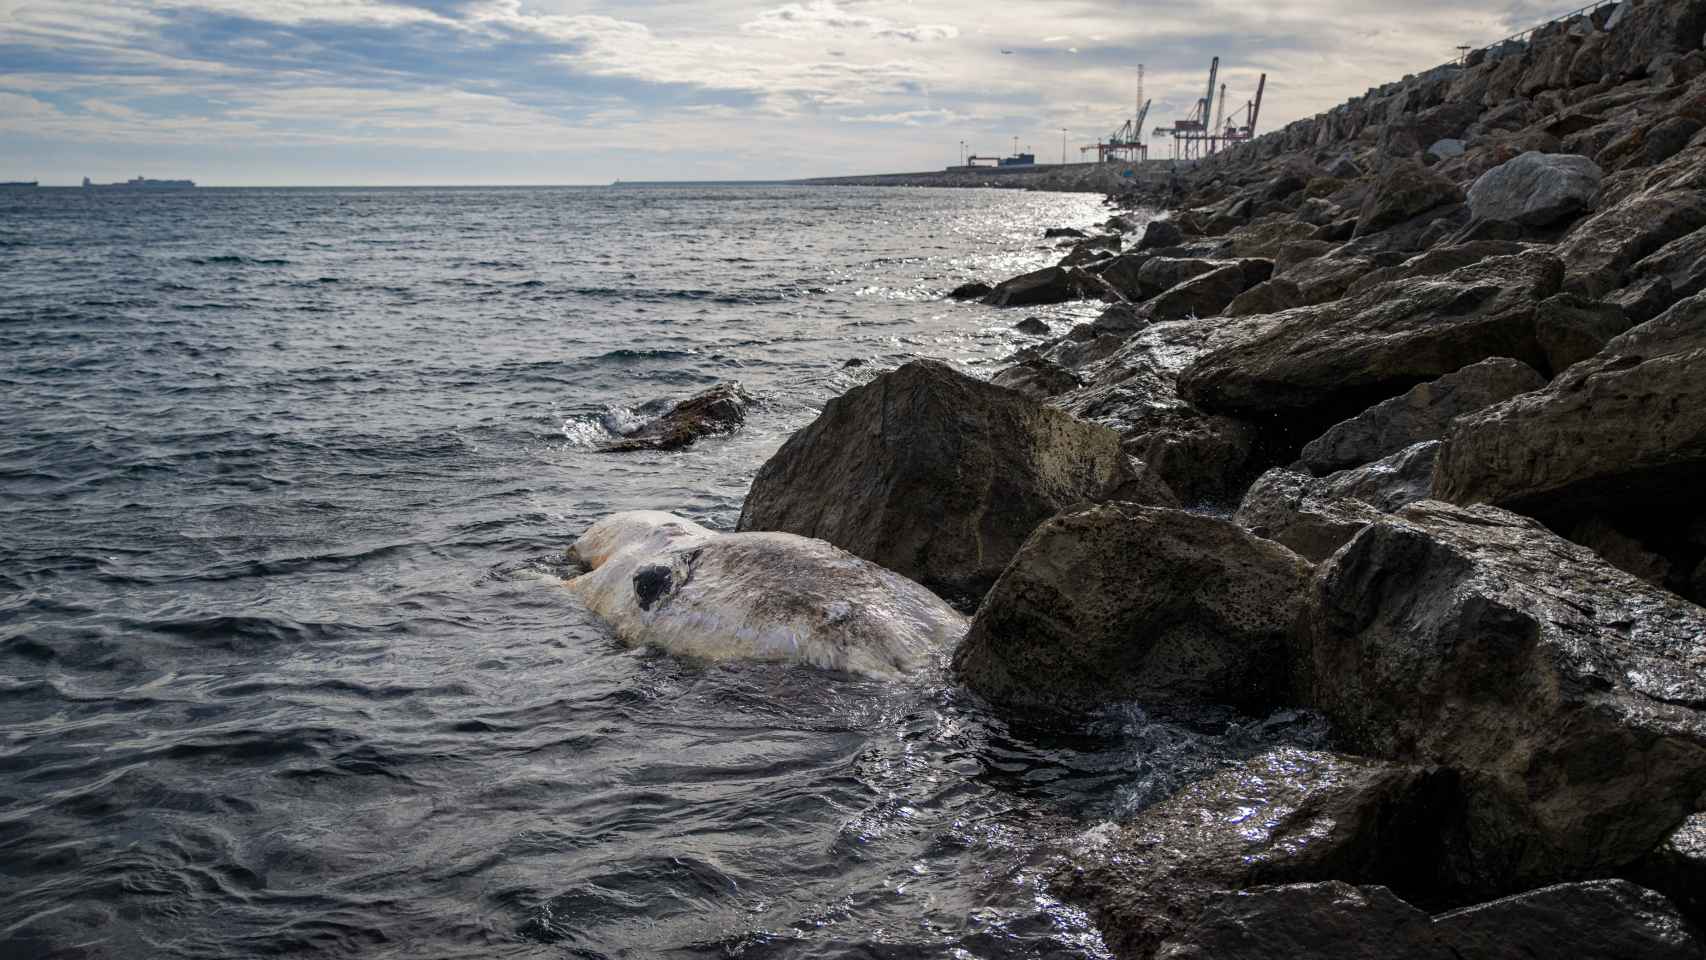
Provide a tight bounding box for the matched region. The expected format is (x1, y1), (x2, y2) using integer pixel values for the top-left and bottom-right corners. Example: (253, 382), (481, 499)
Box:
(83, 176), (196, 189)
(0, 181), (37, 187)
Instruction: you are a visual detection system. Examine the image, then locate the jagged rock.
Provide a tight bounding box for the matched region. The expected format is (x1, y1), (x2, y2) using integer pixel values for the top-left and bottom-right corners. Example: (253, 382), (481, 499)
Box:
(947, 280), (993, 301)
(1090, 302), (1150, 336)
(1557, 189), (1706, 297)
(1430, 880), (1706, 960)
(1058, 750), (1453, 960)
(738, 360), (1174, 607)
(1138, 219), (1185, 250)
(1278, 254), (1371, 305)
(1533, 292), (1632, 372)
(1235, 470), (1386, 563)
(991, 355), (1081, 400)
(1633, 225), (1706, 302)
(1012, 316), (1051, 335)
(1633, 814), (1706, 929)
(1568, 514), (1675, 587)
(1148, 262), (1265, 321)
(1226, 278), (1304, 317)
(1305, 500), (1706, 889)
(1612, 274), (1679, 324)
(1274, 239), (1334, 271)
(1049, 319), (1272, 505)
(1598, 0), (1706, 82)
(1465, 151), (1603, 227)
(599, 382), (755, 452)
(1095, 252), (1155, 300)
(983, 265), (1121, 307)
(954, 503), (1311, 715)
(1044, 226), (1087, 238)
(1355, 159), (1467, 237)
(1134, 257), (1224, 301)
(1297, 197), (1342, 225)
(1343, 241), (1530, 299)
(1325, 154), (1362, 179)
(1236, 443), (1439, 561)
(1223, 218), (1321, 259)
(1300, 358), (1544, 474)
(1160, 880), (1706, 960)
(1155, 883), (1444, 960)
(1433, 292), (1706, 519)
(1180, 251), (1563, 445)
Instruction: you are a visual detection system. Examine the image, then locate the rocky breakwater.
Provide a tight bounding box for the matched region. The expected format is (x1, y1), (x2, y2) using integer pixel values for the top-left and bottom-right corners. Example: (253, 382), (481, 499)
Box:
(727, 0), (1706, 952)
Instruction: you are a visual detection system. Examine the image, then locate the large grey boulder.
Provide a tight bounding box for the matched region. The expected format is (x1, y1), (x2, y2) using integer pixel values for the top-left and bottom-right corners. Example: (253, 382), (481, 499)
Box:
(1299, 358), (1544, 474)
(953, 503), (1312, 716)
(1180, 251), (1563, 444)
(1355, 159), (1466, 236)
(1305, 500), (1706, 889)
(1433, 291), (1706, 519)
(1466, 150), (1602, 227)
(738, 360), (1175, 607)
(1057, 749), (1452, 960)
(1236, 442), (1440, 562)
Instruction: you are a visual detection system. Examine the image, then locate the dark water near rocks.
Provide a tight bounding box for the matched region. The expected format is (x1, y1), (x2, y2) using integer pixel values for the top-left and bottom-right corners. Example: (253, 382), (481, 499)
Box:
(1, 186), (1322, 959)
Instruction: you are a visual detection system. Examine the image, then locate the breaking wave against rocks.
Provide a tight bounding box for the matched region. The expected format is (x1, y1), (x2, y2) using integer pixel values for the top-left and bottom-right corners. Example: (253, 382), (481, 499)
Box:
(0, 185), (1324, 959)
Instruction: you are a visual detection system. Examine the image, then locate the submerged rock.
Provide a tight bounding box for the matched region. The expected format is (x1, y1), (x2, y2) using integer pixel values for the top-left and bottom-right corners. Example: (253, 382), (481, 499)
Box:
(954, 503), (1313, 716)
(1058, 749), (1453, 960)
(738, 360), (1174, 607)
(1305, 500), (1706, 889)
(946, 280), (994, 301)
(983, 265), (1120, 307)
(599, 382), (755, 452)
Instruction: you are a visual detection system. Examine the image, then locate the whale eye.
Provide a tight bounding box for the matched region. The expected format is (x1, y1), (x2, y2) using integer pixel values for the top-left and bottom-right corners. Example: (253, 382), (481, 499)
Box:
(632, 564), (674, 611)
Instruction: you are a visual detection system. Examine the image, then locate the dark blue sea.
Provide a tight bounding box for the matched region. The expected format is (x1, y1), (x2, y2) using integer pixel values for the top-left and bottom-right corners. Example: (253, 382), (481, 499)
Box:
(0, 185), (1319, 959)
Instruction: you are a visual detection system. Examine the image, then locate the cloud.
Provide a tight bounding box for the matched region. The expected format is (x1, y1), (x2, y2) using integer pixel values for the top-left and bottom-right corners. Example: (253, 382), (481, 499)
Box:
(0, 0), (1569, 184)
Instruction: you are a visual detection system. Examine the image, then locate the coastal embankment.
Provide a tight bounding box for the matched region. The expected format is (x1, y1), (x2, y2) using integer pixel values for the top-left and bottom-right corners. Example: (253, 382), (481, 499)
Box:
(731, 0), (1706, 955)
(799, 159), (1178, 193)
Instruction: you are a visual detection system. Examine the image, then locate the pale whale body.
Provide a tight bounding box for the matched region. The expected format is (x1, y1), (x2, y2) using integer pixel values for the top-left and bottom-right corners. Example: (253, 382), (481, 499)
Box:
(566, 511), (967, 679)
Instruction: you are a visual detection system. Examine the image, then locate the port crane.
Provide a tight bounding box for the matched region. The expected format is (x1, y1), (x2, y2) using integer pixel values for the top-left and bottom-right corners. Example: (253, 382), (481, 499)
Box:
(1151, 57), (1267, 160)
(1080, 66), (1151, 164)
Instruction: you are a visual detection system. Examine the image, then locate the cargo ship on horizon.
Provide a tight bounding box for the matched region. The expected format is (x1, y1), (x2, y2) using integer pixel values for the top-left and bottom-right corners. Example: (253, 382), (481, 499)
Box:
(83, 176), (196, 189)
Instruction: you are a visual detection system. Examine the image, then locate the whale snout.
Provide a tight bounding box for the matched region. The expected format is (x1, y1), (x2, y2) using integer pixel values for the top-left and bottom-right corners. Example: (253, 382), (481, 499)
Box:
(568, 510), (714, 570)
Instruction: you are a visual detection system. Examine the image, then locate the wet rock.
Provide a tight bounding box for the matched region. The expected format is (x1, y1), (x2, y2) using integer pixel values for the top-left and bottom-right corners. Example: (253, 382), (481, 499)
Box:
(1355, 159), (1466, 237)
(1156, 882), (1446, 960)
(1632, 813), (1706, 929)
(946, 280), (994, 301)
(955, 503), (1312, 716)
(983, 265), (1122, 307)
(738, 360), (1174, 607)
(1277, 254), (1371, 305)
(1305, 500), (1706, 889)
(1236, 442), (1440, 562)
(1138, 219), (1185, 250)
(1343, 241), (1530, 301)
(1134, 257), (1224, 301)
(1147, 262), (1253, 321)
(1225, 277), (1304, 317)
(1466, 151), (1603, 226)
(1180, 251), (1563, 446)
(1012, 316), (1051, 335)
(1090, 302), (1151, 336)
(1299, 358), (1544, 474)
(1058, 749), (1454, 960)
(1061, 234), (1123, 266)
(1430, 879), (1706, 960)
(1044, 226), (1087, 238)
(1161, 879), (1706, 960)
(1433, 292), (1706, 519)
(990, 355), (1080, 400)
(599, 382), (755, 452)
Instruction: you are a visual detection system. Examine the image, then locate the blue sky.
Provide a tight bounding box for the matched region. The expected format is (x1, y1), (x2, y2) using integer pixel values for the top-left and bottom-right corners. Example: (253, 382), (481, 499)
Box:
(0, 0), (1551, 185)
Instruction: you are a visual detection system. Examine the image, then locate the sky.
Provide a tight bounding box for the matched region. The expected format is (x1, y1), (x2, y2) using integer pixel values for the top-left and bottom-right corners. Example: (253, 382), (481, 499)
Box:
(0, 0), (1564, 185)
